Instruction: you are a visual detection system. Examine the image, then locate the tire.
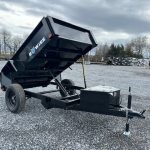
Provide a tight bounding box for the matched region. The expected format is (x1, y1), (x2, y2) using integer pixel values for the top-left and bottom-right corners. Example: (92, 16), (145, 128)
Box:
(59, 79), (76, 97)
(41, 99), (52, 109)
(5, 84), (26, 113)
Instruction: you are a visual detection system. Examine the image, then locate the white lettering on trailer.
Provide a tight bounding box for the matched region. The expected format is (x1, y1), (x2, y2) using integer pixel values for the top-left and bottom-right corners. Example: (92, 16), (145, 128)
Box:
(29, 37), (46, 56)
(35, 37), (46, 50)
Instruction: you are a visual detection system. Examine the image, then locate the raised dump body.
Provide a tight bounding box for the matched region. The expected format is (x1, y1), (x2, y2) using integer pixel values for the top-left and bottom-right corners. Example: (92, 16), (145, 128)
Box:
(1, 16), (97, 89)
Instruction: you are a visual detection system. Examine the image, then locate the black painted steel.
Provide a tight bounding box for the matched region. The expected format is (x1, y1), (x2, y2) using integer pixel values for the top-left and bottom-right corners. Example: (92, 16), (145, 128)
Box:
(1, 16), (97, 89)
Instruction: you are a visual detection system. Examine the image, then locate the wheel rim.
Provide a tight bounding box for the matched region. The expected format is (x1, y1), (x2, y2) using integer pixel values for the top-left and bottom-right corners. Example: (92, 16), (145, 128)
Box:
(8, 90), (17, 108)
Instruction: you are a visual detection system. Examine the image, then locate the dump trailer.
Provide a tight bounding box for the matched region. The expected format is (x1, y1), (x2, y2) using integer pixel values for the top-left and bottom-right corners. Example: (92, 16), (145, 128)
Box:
(0, 16), (145, 133)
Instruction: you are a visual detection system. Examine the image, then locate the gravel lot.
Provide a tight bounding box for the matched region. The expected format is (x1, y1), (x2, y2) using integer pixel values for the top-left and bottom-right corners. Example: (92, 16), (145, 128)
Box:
(0, 61), (150, 150)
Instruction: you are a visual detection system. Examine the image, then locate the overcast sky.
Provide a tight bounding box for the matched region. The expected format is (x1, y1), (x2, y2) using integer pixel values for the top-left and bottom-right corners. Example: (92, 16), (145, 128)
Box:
(0, 0), (150, 44)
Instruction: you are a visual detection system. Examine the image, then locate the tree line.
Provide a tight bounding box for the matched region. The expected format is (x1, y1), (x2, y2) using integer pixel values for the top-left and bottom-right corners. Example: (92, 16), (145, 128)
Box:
(0, 29), (27, 58)
(91, 36), (150, 62)
(0, 28), (150, 61)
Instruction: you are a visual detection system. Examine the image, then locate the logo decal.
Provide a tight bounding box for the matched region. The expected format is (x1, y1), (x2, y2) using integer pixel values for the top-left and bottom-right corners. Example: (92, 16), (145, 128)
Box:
(29, 37), (46, 56)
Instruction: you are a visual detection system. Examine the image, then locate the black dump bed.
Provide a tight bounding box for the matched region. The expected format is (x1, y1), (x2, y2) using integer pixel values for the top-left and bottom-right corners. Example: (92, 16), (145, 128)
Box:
(1, 16), (97, 89)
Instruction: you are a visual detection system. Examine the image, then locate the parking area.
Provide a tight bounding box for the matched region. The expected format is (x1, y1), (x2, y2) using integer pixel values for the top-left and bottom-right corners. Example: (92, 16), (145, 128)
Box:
(0, 62), (150, 150)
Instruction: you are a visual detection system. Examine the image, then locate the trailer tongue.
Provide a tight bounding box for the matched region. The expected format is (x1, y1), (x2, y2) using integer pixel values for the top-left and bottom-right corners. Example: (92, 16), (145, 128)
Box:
(0, 16), (145, 134)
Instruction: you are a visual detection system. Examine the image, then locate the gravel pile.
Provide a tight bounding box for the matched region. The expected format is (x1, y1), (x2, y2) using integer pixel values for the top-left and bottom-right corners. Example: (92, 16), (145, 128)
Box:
(106, 57), (150, 67)
(0, 62), (150, 150)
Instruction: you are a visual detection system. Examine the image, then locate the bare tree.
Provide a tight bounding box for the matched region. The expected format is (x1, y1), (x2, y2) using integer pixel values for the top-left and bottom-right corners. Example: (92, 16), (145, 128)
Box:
(0, 29), (12, 54)
(130, 36), (148, 55)
(12, 36), (23, 54)
(103, 43), (110, 58)
(95, 43), (110, 61)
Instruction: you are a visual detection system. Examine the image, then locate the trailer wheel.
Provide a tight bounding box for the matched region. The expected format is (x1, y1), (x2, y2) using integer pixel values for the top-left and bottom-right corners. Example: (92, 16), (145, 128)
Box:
(60, 79), (76, 97)
(5, 84), (26, 113)
(41, 99), (52, 109)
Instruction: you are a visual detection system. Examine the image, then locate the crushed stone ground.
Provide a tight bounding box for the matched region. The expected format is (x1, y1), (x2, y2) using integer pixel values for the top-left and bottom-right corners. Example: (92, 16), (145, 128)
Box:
(0, 62), (150, 150)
